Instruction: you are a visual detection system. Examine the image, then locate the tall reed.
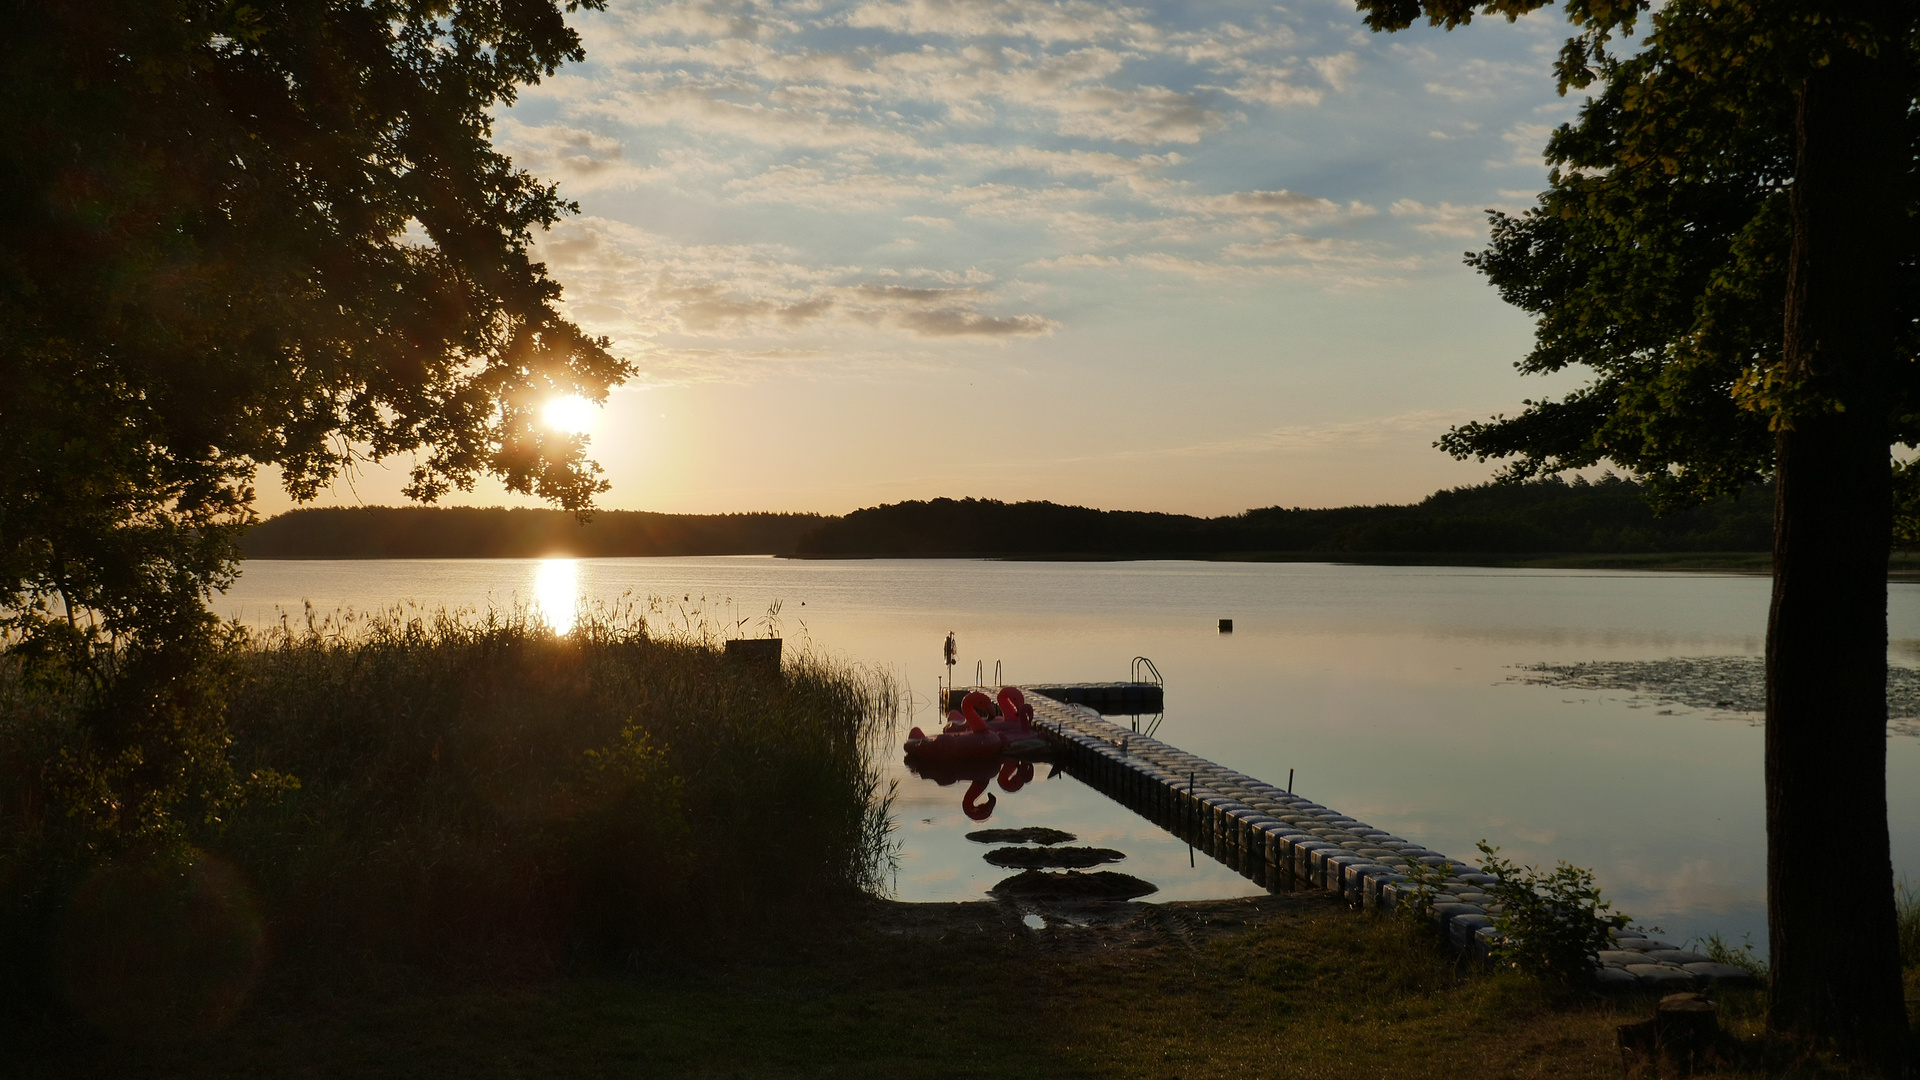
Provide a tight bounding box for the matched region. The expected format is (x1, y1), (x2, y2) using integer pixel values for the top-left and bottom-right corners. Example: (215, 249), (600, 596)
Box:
(3, 601), (897, 995)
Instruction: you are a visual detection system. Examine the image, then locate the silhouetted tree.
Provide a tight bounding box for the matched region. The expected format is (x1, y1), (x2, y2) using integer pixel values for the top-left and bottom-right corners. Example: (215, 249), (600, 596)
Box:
(0, 0), (627, 846)
(1358, 0), (1914, 1066)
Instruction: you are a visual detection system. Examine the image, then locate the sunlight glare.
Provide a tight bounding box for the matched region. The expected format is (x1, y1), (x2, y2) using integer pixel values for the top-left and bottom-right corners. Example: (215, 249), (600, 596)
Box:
(533, 558), (579, 634)
(542, 394), (596, 435)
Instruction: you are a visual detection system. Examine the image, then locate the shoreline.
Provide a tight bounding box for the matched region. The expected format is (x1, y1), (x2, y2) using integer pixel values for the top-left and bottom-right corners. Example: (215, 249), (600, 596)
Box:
(242, 549), (1920, 580)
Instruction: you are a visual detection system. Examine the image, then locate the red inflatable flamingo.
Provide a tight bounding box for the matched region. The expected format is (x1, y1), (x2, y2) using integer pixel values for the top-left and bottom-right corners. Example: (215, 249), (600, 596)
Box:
(904, 691), (1008, 760)
(987, 686), (1036, 735)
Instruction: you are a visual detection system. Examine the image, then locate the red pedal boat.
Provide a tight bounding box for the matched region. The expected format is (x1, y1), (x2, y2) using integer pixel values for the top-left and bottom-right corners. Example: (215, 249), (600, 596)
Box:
(904, 687), (1048, 759)
(904, 691), (1008, 760)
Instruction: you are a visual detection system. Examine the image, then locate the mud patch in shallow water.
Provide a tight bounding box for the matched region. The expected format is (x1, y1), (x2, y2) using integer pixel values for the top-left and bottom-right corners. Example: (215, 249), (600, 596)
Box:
(990, 869), (1159, 901)
(965, 827), (1076, 846)
(985, 845), (1126, 869)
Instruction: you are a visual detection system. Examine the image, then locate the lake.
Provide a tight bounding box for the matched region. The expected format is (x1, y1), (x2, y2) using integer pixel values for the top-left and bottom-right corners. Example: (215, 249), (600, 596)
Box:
(219, 557), (1920, 952)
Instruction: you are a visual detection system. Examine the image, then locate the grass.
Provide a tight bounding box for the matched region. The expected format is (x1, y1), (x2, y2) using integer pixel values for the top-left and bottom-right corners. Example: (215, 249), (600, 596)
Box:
(20, 894), (1649, 1080)
(23, 888), (1920, 1079)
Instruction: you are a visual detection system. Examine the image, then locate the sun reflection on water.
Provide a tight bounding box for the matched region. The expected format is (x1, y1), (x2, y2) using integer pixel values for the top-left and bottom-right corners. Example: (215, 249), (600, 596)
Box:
(533, 558), (579, 634)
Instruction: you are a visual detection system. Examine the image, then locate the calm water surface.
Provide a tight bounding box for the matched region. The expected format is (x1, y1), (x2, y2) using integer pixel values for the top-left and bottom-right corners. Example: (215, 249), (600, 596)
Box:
(221, 558), (1920, 950)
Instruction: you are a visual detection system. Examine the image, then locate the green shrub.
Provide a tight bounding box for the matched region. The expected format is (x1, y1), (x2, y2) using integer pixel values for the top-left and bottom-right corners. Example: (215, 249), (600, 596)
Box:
(1396, 857), (1455, 922)
(1474, 841), (1628, 984)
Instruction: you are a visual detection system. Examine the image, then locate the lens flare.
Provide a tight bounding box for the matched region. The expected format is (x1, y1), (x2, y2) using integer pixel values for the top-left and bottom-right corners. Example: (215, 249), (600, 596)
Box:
(534, 558), (579, 634)
(542, 394), (596, 435)
(56, 849), (265, 1043)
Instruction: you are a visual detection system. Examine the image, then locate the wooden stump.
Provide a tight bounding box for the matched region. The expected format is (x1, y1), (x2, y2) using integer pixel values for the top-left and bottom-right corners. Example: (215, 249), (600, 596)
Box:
(1617, 992), (1720, 1077)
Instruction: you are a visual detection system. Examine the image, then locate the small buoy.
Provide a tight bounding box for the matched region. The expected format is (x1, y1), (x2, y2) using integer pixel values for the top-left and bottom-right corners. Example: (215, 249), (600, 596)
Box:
(1218, 618), (1233, 632)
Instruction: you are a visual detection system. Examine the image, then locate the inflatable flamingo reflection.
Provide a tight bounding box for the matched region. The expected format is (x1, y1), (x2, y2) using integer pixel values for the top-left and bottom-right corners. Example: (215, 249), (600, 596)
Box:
(905, 753), (1040, 823)
(962, 779), (996, 820)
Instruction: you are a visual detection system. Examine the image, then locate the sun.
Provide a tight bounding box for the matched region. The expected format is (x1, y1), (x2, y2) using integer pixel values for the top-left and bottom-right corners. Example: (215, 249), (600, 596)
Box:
(542, 394), (597, 435)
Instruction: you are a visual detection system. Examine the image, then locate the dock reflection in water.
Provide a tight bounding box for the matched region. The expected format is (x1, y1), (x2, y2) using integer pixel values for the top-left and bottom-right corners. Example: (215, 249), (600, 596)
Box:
(889, 722), (1264, 903)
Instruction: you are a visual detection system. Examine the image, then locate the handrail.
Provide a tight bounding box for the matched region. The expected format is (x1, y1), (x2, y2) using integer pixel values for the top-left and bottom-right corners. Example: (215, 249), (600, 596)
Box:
(1131, 655), (1162, 686)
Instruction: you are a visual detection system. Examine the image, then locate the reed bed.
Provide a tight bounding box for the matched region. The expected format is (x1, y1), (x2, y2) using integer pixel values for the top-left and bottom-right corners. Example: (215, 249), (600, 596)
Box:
(1, 602), (897, 1024)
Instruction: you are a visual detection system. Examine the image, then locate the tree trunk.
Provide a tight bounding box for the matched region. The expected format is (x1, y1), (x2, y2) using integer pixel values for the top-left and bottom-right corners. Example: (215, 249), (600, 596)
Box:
(1767, 9), (1910, 1072)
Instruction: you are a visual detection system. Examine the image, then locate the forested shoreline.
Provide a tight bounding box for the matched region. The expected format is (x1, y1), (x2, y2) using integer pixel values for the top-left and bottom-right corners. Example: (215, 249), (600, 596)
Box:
(243, 507), (829, 558)
(246, 476), (1775, 560)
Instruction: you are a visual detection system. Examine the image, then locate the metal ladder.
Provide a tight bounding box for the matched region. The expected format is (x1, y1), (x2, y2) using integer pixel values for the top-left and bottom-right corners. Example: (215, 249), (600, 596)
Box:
(1130, 655), (1164, 738)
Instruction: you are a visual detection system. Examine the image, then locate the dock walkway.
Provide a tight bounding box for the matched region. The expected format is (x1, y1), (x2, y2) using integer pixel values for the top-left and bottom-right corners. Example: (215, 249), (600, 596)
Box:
(1019, 686), (1753, 991)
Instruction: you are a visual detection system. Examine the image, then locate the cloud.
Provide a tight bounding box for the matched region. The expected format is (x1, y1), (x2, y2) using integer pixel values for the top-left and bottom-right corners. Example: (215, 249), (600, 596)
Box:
(895, 308), (1056, 336)
(598, 1), (800, 42)
(502, 0), (1566, 368)
(842, 0), (1145, 44)
(1426, 121), (1482, 140)
(1047, 84), (1230, 144)
(577, 83), (925, 154)
(1424, 58), (1535, 102)
(536, 217), (1055, 381)
(1179, 189), (1373, 221)
(496, 121), (647, 190)
(1494, 121), (1557, 167)
(1028, 245), (1416, 290)
(1220, 233), (1419, 270)
(1216, 65), (1324, 107)
(1166, 23), (1299, 67)
(1309, 52), (1360, 93)
(1390, 198), (1486, 238)
(562, 34), (1238, 147)
(723, 163), (943, 209)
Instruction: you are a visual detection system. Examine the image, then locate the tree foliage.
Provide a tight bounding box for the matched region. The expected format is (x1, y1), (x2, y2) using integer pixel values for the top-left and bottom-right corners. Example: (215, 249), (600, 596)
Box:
(0, 0), (629, 659)
(790, 479), (1773, 556)
(1372, 1), (1920, 508)
(0, 0), (628, 846)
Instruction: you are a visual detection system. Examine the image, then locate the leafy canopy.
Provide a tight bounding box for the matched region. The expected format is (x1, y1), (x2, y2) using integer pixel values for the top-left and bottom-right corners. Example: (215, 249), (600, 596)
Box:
(0, 1), (627, 848)
(1359, 0), (1920, 507)
(0, 0), (630, 654)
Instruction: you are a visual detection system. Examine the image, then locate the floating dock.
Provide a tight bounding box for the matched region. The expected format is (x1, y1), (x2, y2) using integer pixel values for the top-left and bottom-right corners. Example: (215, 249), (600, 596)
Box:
(1003, 683), (1753, 991)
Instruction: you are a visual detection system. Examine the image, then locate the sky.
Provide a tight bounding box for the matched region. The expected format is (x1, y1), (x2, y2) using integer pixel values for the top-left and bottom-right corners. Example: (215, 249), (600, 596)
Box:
(265, 0), (1595, 519)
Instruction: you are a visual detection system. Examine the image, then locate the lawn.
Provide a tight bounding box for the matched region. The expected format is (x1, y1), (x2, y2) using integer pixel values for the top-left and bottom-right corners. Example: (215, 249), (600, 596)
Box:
(21, 894), (1649, 1080)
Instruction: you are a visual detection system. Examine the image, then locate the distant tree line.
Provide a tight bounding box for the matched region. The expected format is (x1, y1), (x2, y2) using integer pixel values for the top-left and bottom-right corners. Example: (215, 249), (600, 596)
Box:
(243, 507), (827, 558)
(246, 476), (1775, 559)
(795, 476), (1771, 557)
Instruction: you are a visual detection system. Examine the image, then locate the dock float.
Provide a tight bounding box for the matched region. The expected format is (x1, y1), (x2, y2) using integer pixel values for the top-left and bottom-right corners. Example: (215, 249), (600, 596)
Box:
(1007, 684), (1754, 991)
